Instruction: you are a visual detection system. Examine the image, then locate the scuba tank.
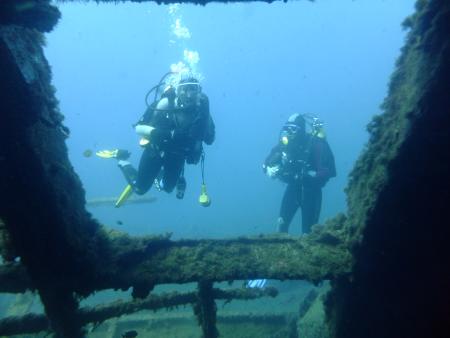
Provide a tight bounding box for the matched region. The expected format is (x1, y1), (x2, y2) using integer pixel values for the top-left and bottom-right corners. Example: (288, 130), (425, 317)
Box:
(144, 71), (177, 108)
(302, 113), (326, 139)
(137, 72), (177, 147)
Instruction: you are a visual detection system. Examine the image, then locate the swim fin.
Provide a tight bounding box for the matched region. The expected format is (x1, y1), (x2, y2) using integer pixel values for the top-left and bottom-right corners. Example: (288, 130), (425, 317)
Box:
(96, 149), (131, 160)
(115, 184), (133, 208)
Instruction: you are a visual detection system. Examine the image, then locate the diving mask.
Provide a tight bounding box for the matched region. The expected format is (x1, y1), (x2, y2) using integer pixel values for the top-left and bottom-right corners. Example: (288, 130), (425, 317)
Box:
(177, 82), (201, 98)
(280, 124), (301, 145)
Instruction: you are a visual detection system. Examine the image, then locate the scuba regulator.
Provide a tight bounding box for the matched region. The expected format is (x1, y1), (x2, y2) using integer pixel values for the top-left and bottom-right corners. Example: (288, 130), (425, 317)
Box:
(280, 130), (290, 146)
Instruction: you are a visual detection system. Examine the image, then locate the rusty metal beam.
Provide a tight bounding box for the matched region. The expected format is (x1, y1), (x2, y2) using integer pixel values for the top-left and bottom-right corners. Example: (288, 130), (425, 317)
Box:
(0, 286), (278, 336)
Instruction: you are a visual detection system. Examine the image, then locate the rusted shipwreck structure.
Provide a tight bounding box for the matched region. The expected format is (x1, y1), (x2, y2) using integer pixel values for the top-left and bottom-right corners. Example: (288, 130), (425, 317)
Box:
(0, 0), (449, 337)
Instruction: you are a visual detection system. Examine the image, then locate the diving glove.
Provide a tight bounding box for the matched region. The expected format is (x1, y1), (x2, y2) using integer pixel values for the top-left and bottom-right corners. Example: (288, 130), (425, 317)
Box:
(96, 149), (131, 160)
(306, 170), (317, 178)
(265, 165), (280, 178)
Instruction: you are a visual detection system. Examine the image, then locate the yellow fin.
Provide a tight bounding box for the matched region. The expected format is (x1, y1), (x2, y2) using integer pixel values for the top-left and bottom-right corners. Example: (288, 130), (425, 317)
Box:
(115, 185), (133, 208)
(96, 149), (118, 159)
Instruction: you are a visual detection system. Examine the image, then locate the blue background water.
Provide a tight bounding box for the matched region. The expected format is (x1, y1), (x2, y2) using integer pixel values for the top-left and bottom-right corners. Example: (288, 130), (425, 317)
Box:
(44, 0), (414, 239)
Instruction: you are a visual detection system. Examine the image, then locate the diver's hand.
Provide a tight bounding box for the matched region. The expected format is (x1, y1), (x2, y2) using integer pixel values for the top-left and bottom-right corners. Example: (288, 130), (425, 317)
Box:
(306, 170), (317, 178)
(265, 165), (280, 178)
(302, 170), (322, 187)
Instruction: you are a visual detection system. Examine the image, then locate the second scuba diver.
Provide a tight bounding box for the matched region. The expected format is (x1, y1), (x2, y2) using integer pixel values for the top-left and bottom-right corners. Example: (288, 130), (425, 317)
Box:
(248, 113), (336, 289)
(264, 113), (336, 234)
(97, 73), (215, 207)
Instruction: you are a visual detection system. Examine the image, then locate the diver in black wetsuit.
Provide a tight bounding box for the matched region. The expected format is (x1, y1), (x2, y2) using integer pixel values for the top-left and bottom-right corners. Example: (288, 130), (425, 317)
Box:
(97, 76), (215, 207)
(263, 113), (336, 234)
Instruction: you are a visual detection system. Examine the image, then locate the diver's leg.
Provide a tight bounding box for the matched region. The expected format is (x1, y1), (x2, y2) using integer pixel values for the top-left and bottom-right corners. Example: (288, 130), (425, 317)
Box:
(301, 187), (322, 234)
(118, 160), (138, 186)
(278, 183), (301, 233)
(161, 153), (185, 193)
(119, 146), (162, 195)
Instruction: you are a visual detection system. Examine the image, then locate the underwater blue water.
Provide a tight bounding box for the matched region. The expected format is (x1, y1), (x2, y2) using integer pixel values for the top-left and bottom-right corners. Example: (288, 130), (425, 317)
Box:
(44, 0), (414, 238)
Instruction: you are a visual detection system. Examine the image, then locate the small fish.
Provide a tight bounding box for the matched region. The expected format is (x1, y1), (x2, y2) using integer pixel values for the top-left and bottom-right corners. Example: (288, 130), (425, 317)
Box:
(116, 220), (123, 225)
(83, 149), (93, 158)
(122, 330), (138, 338)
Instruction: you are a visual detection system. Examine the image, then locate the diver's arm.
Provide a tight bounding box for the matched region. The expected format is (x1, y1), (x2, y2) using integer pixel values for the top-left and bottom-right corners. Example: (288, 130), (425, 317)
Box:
(204, 114), (215, 145)
(307, 138), (336, 186)
(263, 145), (283, 177)
(137, 105), (156, 125)
(264, 145), (283, 167)
(135, 96), (168, 128)
(314, 139), (336, 180)
(202, 95), (215, 145)
(320, 139), (336, 179)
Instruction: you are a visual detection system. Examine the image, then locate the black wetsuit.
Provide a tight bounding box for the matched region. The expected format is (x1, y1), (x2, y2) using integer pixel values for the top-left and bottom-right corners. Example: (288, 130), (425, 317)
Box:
(265, 134), (336, 234)
(125, 93), (215, 195)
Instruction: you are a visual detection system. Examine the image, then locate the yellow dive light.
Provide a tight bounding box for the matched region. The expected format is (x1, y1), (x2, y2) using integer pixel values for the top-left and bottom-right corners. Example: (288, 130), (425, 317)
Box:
(281, 136), (289, 145)
(198, 184), (211, 207)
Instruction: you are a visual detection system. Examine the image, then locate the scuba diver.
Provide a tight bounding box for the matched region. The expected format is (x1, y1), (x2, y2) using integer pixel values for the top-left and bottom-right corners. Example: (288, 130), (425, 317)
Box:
(96, 73), (215, 207)
(248, 113), (335, 289)
(264, 113), (336, 234)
